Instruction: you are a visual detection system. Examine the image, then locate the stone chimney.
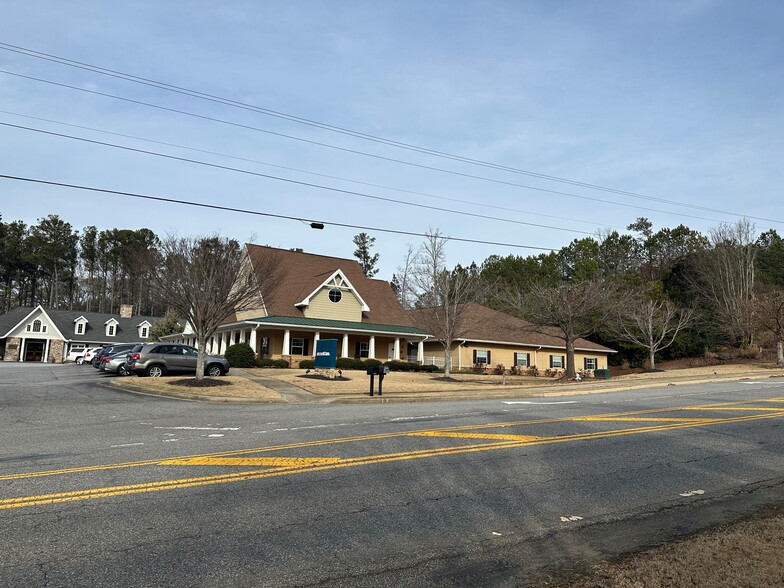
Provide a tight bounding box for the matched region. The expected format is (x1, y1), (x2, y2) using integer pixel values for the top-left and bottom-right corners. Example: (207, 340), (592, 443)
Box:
(119, 304), (133, 318)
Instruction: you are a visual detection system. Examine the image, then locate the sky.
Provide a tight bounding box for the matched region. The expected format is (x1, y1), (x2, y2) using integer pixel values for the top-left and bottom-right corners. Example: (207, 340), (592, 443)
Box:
(1, 1), (783, 279)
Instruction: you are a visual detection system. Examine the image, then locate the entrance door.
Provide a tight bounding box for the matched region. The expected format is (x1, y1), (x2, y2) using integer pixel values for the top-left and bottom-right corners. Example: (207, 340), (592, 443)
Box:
(25, 340), (45, 362)
(388, 343), (395, 361)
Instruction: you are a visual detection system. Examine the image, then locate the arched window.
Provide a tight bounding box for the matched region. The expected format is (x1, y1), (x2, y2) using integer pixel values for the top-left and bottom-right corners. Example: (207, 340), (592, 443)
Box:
(32, 319), (42, 332)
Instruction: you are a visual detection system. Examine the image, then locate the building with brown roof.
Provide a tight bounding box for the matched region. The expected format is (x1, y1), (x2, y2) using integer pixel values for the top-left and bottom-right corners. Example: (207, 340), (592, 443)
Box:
(415, 303), (615, 373)
(171, 245), (429, 366)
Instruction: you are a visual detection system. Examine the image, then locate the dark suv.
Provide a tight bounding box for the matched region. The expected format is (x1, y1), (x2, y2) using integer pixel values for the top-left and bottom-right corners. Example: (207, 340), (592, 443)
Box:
(127, 343), (230, 377)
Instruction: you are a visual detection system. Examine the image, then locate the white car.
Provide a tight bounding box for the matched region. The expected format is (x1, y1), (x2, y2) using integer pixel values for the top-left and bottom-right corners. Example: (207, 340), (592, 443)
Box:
(69, 347), (98, 364)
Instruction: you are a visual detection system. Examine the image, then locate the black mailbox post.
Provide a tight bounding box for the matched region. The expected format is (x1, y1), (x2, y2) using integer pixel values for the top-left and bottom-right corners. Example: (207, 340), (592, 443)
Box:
(367, 365), (390, 396)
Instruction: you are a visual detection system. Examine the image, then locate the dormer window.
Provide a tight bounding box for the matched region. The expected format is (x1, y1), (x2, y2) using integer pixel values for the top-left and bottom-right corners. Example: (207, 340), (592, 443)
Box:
(137, 320), (152, 339)
(74, 316), (88, 336)
(329, 288), (342, 303)
(105, 318), (119, 337)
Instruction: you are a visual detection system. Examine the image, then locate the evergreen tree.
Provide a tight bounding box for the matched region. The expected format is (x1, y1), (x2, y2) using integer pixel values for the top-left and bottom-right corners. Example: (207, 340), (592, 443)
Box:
(352, 233), (380, 277)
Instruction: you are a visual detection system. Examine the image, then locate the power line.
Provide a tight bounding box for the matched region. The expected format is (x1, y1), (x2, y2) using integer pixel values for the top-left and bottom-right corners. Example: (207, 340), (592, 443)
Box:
(0, 108), (619, 231)
(1, 67), (778, 227)
(0, 42), (767, 218)
(0, 173), (557, 251)
(0, 110), (748, 227)
(0, 121), (602, 236)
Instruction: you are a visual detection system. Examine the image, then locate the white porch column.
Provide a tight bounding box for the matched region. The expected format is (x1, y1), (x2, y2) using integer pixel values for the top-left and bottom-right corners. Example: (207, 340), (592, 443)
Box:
(18, 337), (25, 362)
(43, 339), (51, 363)
(368, 335), (376, 359)
(240, 329), (246, 344)
(250, 329), (258, 353)
(341, 334), (349, 358)
(282, 329), (291, 356)
(393, 337), (400, 361)
(313, 332), (320, 357)
(417, 340), (424, 364)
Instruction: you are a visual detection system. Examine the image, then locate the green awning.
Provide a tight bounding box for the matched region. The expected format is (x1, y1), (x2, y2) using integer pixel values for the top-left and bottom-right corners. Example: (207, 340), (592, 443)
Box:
(246, 315), (428, 337)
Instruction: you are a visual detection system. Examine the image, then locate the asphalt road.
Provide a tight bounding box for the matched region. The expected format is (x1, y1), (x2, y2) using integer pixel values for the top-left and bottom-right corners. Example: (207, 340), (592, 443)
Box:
(2, 363), (783, 587)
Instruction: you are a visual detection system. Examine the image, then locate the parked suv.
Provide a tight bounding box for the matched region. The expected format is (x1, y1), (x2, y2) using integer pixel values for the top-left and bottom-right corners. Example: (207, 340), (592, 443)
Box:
(127, 343), (230, 377)
(91, 344), (140, 368)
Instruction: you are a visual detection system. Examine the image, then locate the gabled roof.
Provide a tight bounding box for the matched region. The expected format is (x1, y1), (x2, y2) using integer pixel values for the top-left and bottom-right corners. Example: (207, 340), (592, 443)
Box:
(0, 306), (167, 344)
(411, 303), (615, 353)
(246, 245), (414, 327)
(0, 304), (67, 341)
(294, 269), (370, 312)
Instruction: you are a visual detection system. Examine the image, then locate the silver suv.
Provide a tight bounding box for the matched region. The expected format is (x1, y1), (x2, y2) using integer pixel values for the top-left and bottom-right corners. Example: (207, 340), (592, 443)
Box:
(127, 343), (230, 377)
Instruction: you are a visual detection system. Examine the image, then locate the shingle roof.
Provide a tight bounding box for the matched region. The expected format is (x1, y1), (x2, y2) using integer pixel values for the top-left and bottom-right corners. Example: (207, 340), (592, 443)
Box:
(0, 306), (168, 344)
(246, 245), (415, 327)
(411, 303), (615, 353)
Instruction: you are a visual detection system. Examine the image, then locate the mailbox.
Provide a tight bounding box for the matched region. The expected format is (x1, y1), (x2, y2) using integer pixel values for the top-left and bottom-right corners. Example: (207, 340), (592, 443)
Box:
(367, 364), (390, 396)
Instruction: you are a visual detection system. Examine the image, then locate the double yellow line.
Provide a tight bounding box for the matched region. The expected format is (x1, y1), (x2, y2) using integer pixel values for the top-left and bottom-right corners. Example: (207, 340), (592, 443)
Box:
(2, 401), (783, 510)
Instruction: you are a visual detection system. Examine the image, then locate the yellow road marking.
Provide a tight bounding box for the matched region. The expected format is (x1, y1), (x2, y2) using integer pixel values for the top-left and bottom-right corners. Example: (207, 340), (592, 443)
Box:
(2, 398), (782, 483)
(158, 457), (343, 467)
(681, 407), (784, 411)
(574, 417), (716, 423)
(3, 411), (783, 510)
(407, 432), (542, 441)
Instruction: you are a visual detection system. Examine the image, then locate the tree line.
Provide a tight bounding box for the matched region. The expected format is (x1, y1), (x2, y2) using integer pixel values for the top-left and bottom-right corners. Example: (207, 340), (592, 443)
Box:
(0, 213), (164, 315)
(394, 219), (784, 374)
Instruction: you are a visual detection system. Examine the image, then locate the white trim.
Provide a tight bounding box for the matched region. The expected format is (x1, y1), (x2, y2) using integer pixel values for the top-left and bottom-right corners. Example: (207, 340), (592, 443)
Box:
(246, 320), (425, 338)
(293, 269), (370, 312)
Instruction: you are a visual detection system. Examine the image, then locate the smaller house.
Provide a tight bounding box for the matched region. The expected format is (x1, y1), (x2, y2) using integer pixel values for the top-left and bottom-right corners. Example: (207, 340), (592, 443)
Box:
(0, 304), (164, 363)
(415, 303), (615, 373)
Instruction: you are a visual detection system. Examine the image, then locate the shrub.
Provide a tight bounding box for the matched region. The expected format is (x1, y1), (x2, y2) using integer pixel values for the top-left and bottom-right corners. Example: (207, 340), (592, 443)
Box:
(255, 357), (289, 368)
(414, 364), (441, 373)
(471, 363), (487, 374)
(509, 365), (523, 376)
(299, 359), (315, 370)
(493, 364), (506, 375)
(335, 357), (354, 370)
(384, 360), (412, 372)
(527, 365), (540, 377)
(224, 343), (256, 368)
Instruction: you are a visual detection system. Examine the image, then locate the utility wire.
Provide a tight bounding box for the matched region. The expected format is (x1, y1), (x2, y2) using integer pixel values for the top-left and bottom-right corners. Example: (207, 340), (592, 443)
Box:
(0, 42), (765, 216)
(0, 121), (600, 235)
(0, 174), (556, 251)
(0, 110), (748, 227)
(2, 67), (778, 226)
(0, 109), (619, 231)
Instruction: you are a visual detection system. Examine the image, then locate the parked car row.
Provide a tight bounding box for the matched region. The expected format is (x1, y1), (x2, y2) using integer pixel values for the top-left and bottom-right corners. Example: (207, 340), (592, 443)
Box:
(72, 343), (230, 378)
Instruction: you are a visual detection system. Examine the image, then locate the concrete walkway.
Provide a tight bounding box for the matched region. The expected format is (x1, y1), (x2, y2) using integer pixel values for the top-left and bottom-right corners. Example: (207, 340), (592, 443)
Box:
(230, 368), (334, 404)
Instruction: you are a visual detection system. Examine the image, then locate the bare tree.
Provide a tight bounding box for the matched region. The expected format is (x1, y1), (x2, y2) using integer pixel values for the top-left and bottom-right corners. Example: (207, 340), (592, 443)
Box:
(148, 235), (259, 379)
(694, 219), (757, 346)
(504, 279), (619, 379)
(409, 230), (483, 378)
(752, 288), (784, 366)
(391, 244), (416, 309)
(616, 293), (693, 370)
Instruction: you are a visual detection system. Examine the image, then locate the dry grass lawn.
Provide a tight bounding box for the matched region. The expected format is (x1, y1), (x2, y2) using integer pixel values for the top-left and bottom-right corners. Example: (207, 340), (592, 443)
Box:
(244, 362), (782, 397)
(111, 375), (283, 401)
(555, 504), (784, 588)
